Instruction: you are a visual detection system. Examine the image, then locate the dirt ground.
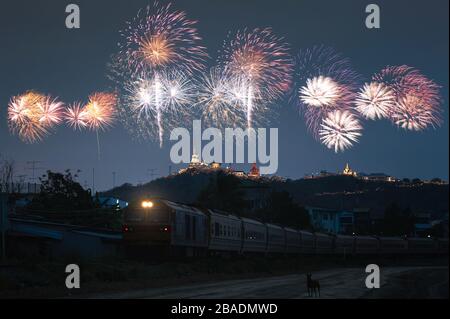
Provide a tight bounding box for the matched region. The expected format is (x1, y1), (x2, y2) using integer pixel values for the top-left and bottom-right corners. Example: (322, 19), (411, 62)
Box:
(0, 256), (448, 298)
(86, 266), (449, 299)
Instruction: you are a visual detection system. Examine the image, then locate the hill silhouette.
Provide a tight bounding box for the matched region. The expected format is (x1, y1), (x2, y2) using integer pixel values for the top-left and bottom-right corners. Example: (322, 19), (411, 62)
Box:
(102, 169), (449, 218)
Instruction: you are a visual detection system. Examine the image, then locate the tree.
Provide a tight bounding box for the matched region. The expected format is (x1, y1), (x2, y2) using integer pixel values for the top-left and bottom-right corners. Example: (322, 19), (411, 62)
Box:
(0, 156), (14, 193)
(382, 202), (415, 236)
(196, 171), (247, 213)
(255, 191), (310, 229)
(28, 170), (96, 211)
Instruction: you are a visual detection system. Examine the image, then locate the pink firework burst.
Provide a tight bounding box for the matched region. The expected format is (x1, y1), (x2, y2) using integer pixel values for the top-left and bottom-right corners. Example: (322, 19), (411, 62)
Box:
(373, 65), (442, 130)
(65, 103), (88, 130)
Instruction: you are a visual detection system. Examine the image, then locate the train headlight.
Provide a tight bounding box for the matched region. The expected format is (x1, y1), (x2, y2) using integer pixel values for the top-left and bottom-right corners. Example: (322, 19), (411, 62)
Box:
(141, 200), (154, 208)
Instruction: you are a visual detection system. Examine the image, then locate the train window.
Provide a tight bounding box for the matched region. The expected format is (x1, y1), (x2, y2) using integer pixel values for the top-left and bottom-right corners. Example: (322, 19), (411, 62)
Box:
(215, 223), (220, 236)
(185, 215), (191, 240)
(192, 217), (196, 240)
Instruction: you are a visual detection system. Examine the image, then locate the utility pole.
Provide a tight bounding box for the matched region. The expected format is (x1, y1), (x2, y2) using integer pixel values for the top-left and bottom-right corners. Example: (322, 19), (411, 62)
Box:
(169, 165), (172, 175)
(26, 160), (44, 183)
(147, 168), (158, 181)
(0, 193), (8, 262)
(92, 168), (95, 195)
(15, 175), (27, 194)
(26, 160), (44, 193)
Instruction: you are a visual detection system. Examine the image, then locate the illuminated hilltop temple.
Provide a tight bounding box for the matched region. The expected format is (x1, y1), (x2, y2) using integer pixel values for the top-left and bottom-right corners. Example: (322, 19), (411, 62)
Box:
(342, 163), (357, 177)
(177, 151), (261, 179)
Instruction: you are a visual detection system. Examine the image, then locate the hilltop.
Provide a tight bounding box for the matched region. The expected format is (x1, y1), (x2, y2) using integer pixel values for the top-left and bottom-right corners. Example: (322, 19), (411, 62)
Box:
(102, 168), (449, 218)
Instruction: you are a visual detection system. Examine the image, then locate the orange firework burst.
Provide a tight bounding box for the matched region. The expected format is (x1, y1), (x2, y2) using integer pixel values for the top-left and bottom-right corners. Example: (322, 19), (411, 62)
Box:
(83, 92), (117, 131)
(140, 34), (174, 68)
(118, 2), (207, 75)
(8, 91), (63, 143)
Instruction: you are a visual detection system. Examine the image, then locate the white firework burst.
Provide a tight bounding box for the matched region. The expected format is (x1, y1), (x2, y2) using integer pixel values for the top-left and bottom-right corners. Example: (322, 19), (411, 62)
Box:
(319, 110), (363, 153)
(355, 82), (396, 120)
(161, 71), (196, 112)
(197, 67), (246, 127)
(299, 76), (341, 108)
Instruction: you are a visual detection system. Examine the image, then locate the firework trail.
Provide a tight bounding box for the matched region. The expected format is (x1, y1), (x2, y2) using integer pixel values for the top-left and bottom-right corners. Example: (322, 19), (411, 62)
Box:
(319, 110), (363, 153)
(372, 65), (442, 130)
(295, 46), (362, 138)
(8, 91), (64, 143)
(64, 92), (117, 160)
(84, 92), (117, 160)
(113, 1), (207, 146)
(219, 27), (293, 128)
(117, 69), (196, 142)
(355, 82), (396, 120)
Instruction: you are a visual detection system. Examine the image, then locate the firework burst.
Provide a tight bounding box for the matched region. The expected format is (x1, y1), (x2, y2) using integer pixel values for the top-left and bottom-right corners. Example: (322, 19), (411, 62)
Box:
(83, 92), (117, 131)
(296, 46), (361, 137)
(112, 2), (207, 145)
(118, 1), (207, 75)
(197, 67), (246, 128)
(319, 110), (363, 153)
(373, 65), (442, 130)
(355, 82), (396, 120)
(392, 94), (440, 131)
(65, 103), (88, 130)
(118, 69), (195, 143)
(8, 91), (63, 143)
(219, 27), (293, 128)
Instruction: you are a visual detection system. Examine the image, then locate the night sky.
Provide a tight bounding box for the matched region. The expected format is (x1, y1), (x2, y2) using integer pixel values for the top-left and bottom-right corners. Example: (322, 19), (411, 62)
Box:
(0, 0), (448, 191)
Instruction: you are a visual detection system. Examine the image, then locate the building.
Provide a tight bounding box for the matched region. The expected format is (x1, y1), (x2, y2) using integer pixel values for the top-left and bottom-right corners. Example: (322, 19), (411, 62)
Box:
(188, 152), (208, 168)
(306, 206), (355, 234)
(360, 173), (396, 182)
(352, 208), (371, 234)
(342, 163), (357, 177)
(248, 163), (260, 178)
(210, 162), (221, 169)
(233, 171), (246, 177)
(413, 212), (433, 237)
(240, 179), (270, 212)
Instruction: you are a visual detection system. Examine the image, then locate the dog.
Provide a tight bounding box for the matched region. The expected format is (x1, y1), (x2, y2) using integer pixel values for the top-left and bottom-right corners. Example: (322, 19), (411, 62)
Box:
(306, 273), (320, 297)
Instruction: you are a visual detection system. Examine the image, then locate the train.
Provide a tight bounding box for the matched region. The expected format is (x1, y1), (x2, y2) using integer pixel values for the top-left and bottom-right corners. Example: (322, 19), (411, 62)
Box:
(122, 199), (449, 257)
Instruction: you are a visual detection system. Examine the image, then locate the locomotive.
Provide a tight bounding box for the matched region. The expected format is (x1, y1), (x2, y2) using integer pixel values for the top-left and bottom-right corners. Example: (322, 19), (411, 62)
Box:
(122, 198), (449, 257)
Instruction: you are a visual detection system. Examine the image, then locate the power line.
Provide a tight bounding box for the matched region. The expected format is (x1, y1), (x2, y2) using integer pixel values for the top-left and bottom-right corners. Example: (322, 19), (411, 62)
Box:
(26, 161), (44, 183)
(147, 168), (159, 181)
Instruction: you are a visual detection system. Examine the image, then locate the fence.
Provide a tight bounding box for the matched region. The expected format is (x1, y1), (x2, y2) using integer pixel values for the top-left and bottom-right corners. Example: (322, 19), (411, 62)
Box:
(0, 183), (42, 194)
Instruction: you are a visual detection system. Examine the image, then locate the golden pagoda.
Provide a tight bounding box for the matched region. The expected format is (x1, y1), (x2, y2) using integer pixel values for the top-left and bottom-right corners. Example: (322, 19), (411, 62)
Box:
(342, 163), (357, 177)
